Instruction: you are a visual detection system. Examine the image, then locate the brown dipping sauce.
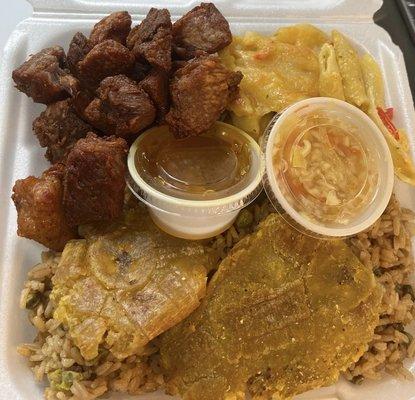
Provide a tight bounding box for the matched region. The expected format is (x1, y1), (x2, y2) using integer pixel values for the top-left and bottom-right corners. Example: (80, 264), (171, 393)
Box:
(135, 124), (253, 201)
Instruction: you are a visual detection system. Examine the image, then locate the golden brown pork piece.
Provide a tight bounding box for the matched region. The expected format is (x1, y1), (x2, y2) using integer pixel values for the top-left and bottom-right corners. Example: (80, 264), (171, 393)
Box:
(33, 99), (96, 163)
(68, 17), (133, 82)
(89, 11), (132, 46)
(84, 75), (156, 138)
(67, 32), (93, 78)
(77, 40), (134, 87)
(71, 88), (95, 119)
(52, 204), (217, 360)
(160, 214), (383, 400)
(172, 3), (232, 59)
(12, 164), (77, 251)
(63, 133), (128, 226)
(126, 8), (172, 72)
(139, 68), (169, 122)
(12, 46), (79, 104)
(166, 54), (242, 138)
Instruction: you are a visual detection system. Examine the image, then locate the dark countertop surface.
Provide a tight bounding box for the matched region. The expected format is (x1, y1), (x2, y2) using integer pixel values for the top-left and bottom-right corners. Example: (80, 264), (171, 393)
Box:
(375, 0), (415, 103)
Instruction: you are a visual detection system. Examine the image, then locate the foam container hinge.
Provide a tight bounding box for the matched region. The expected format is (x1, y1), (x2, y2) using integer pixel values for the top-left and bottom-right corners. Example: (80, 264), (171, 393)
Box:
(0, 0), (414, 399)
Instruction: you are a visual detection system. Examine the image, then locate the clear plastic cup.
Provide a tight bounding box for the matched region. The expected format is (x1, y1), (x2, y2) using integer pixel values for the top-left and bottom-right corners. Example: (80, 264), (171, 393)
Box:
(262, 97), (394, 238)
(127, 122), (264, 239)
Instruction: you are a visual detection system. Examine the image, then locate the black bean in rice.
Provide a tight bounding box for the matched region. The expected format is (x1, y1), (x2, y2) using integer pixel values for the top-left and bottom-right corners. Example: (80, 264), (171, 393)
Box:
(345, 194), (415, 382)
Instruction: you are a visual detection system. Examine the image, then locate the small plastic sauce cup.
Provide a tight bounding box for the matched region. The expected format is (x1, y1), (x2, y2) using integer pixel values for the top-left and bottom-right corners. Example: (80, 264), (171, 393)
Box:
(127, 122), (264, 239)
(262, 97), (394, 238)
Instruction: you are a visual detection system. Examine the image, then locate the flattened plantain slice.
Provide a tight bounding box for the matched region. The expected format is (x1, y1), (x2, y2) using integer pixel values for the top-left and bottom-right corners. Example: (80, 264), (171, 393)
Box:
(52, 205), (217, 360)
(160, 213), (382, 400)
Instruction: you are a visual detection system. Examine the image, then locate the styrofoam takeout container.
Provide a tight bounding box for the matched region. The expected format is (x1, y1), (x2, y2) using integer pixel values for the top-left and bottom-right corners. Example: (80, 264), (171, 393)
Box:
(0, 0), (414, 399)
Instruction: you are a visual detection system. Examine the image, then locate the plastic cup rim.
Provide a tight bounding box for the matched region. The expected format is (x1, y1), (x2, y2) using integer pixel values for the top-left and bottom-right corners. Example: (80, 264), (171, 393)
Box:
(127, 121), (265, 212)
(264, 97), (395, 237)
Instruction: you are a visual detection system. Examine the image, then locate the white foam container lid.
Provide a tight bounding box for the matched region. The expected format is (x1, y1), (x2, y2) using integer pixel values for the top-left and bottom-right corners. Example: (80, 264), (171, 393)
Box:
(0, 1), (414, 399)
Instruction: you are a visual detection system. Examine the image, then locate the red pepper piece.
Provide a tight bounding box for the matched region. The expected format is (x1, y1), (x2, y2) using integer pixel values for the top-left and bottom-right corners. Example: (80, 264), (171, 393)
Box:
(385, 107), (394, 120)
(377, 107), (400, 140)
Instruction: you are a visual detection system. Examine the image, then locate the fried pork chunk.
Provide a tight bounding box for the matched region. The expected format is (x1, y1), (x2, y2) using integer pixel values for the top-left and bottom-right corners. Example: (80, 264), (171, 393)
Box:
(12, 165), (77, 251)
(89, 11), (132, 46)
(172, 3), (232, 59)
(67, 32), (93, 77)
(63, 133), (128, 226)
(139, 68), (169, 122)
(166, 55), (242, 138)
(78, 40), (134, 87)
(67, 17), (133, 81)
(33, 99), (95, 163)
(126, 8), (172, 72)
(129, 60), (151, 82)
(12, 46), (79, 104)
(84, 75), (156, 138)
